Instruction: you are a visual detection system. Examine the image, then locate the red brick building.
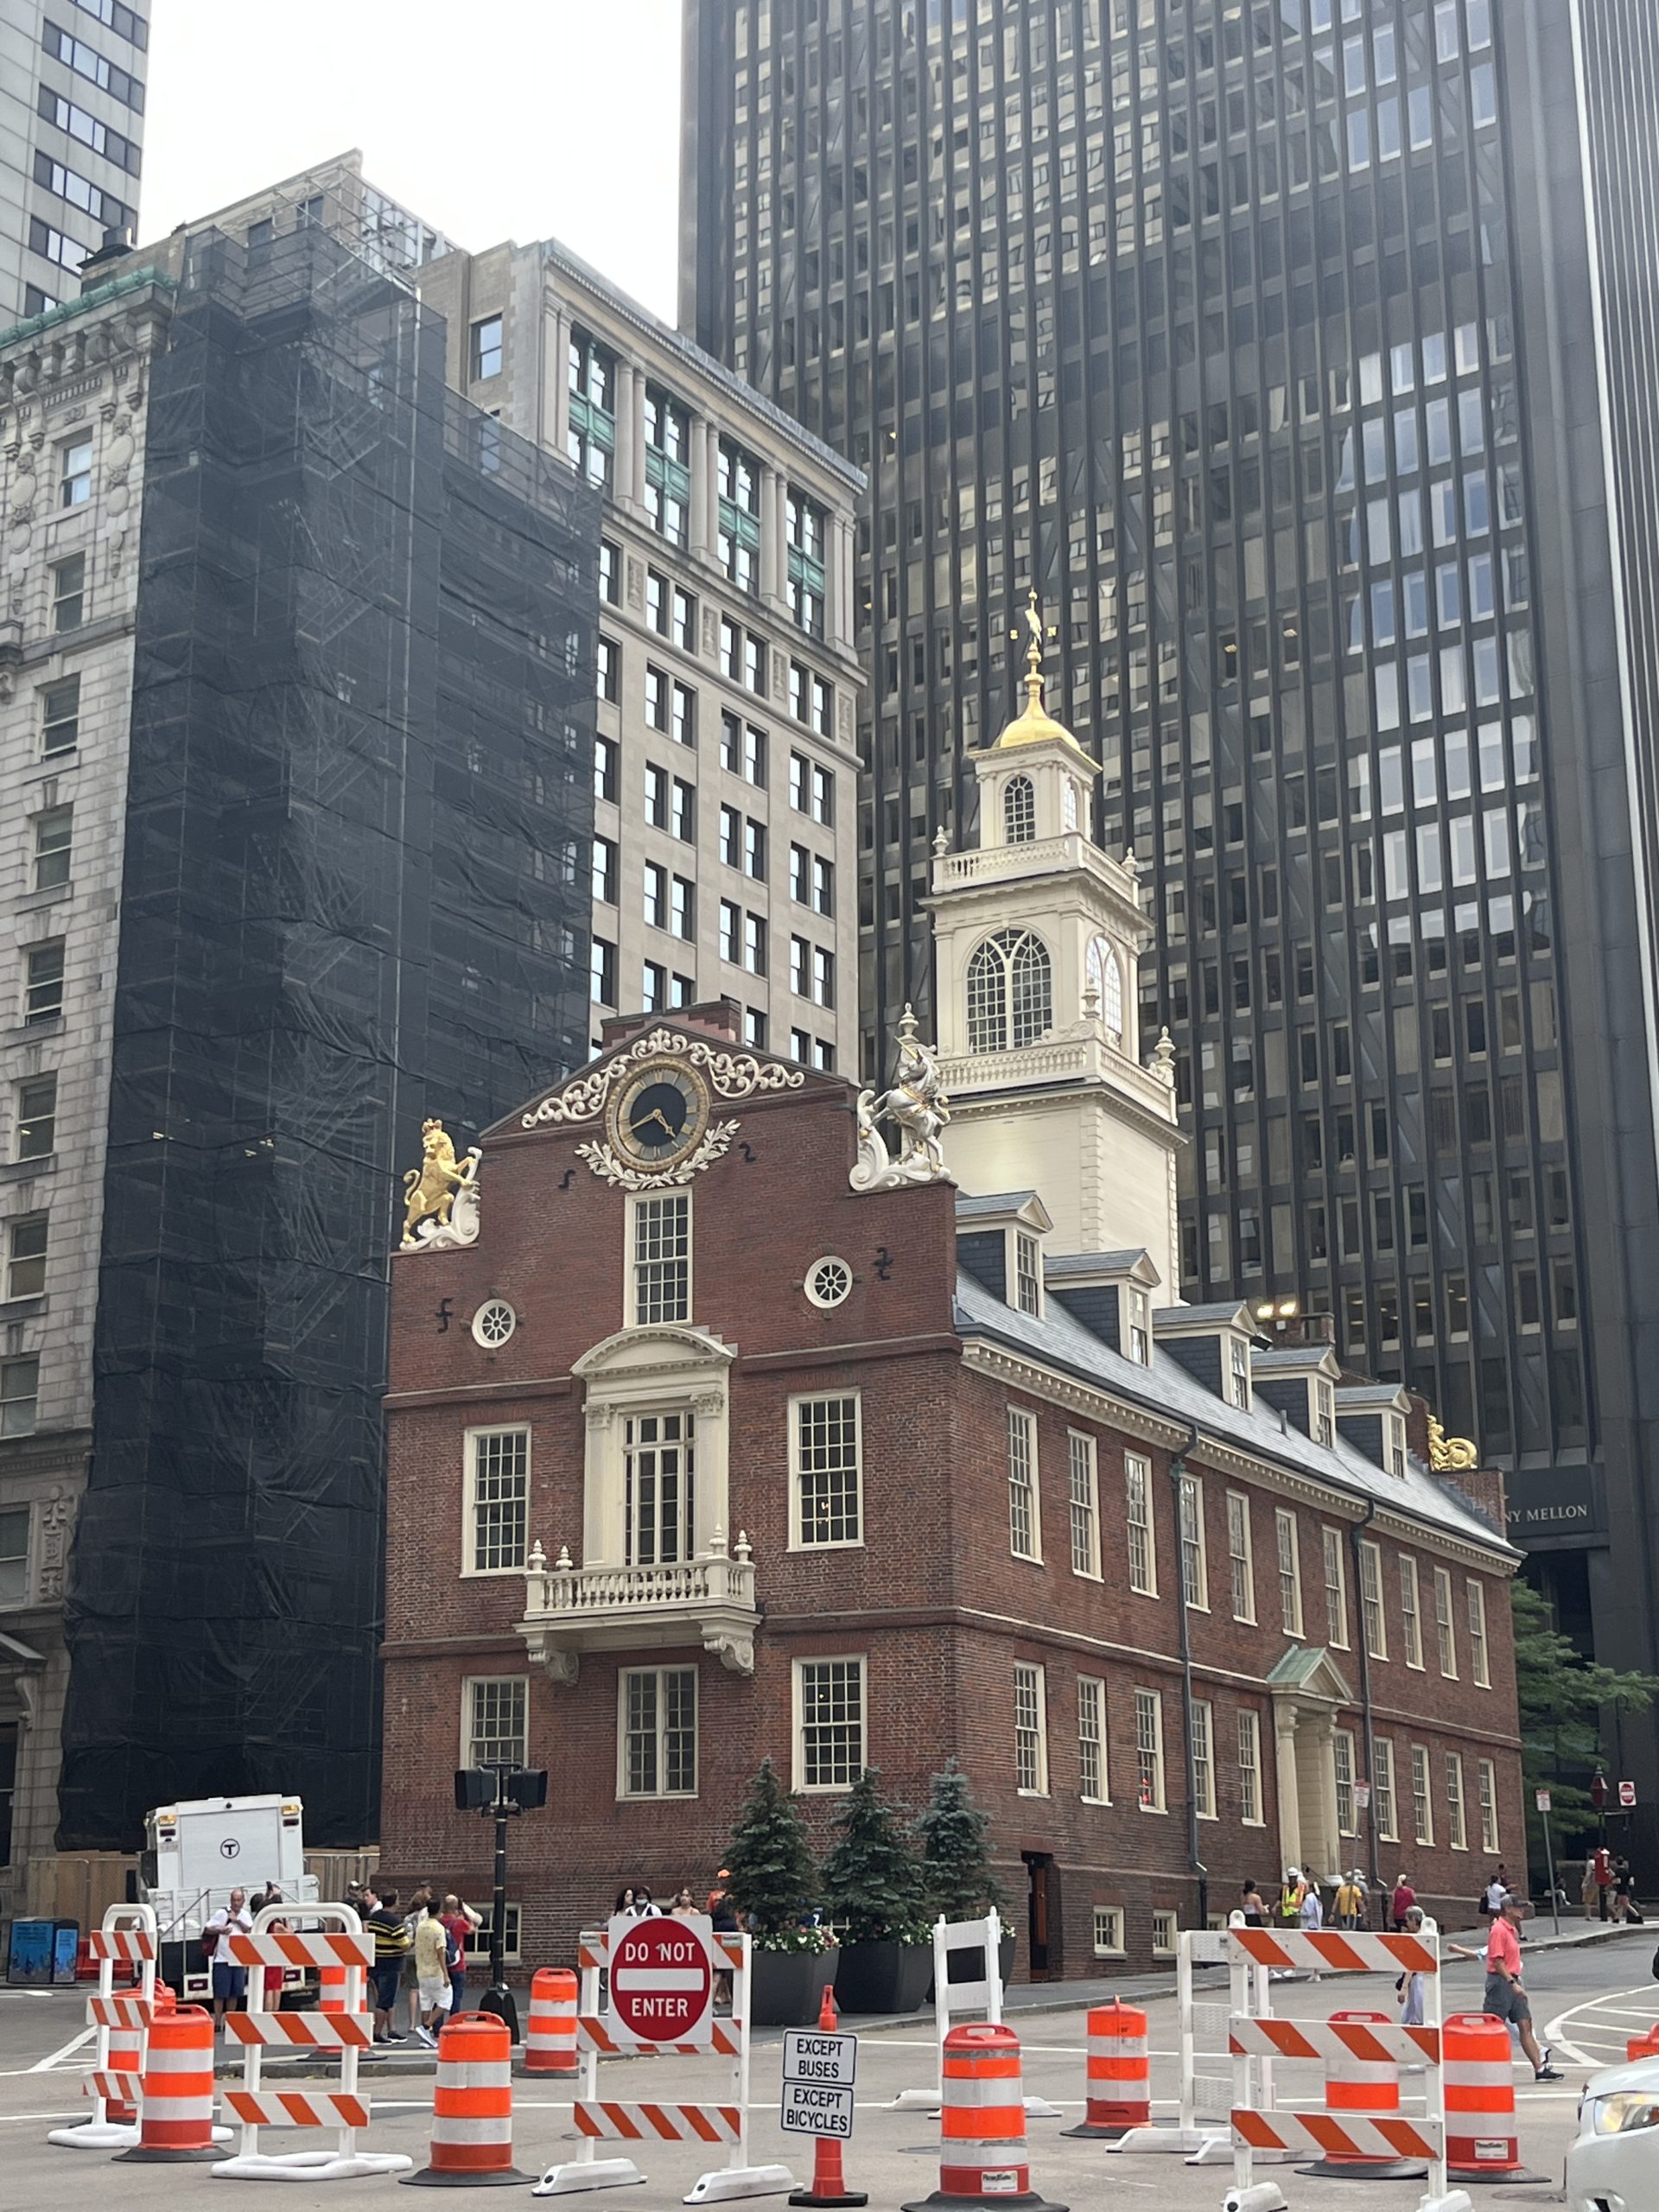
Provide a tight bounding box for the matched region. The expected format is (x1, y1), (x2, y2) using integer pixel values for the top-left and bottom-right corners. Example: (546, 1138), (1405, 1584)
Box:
(379, 669), (1524, 1979)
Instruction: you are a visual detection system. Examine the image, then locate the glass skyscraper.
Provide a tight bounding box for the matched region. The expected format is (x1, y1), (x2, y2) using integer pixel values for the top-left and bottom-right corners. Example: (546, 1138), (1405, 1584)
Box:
(682, 0), (1659, 1827)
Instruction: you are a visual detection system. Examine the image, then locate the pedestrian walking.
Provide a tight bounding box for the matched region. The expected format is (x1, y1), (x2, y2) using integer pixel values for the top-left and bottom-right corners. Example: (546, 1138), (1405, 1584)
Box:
(1594, 1845), (1615, 1921)
(1239, 1878), (1268, 1927)
(1335, 1870), (1366, 1930)
(402, 1885), (434, 2034)
(1298, 1869), (1325, 1981)
(204, 1887), (253, 2031)
(365, 1887), (410, 2044)
(1449, 1891), (1562, 2082)
(1390, 1872), (1416, 1931)
(413, 1898), (453, 2049)
(440, 1893), (480, 2017)
(1397, 1904), (1439, 2030)
(1482, 1870), (1508, 1920)
(1614, 1856), (1637, 1923)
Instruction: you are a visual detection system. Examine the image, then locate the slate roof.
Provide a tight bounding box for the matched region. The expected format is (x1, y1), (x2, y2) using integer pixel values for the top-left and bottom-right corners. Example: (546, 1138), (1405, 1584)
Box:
(952, 1269), (1516, 1560)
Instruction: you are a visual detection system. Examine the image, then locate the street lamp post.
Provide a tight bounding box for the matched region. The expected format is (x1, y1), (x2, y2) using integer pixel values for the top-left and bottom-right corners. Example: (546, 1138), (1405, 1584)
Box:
(454, 1762), (549, 2041)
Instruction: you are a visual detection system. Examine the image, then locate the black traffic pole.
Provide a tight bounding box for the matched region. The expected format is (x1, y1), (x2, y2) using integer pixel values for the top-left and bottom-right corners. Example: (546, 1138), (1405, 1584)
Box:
(479, 1764), (520, 2041)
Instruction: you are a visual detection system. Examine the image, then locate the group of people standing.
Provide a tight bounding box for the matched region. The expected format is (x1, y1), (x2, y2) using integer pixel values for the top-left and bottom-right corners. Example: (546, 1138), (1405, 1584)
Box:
(356, 1883), (482, 2047)
(1583, 1845), (1643, 1922)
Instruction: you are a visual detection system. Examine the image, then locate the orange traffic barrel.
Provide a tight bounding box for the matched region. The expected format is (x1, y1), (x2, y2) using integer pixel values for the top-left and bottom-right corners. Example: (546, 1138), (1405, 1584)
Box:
(901, 2023), (1067, 2212)
(319, 1964), (349, 2013)
(116, 2003), (220, 2163)
(1063, 2000), (1150, 2140)
(524, 1968), (579, 2076)
(1444, 2011), (1541, 2183)
(1298, 2010), (1427, 2180)
(399, 2011), (532, 2187)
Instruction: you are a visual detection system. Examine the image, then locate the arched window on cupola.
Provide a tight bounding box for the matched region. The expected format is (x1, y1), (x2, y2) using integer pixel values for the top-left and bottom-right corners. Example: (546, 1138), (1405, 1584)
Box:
(1087, 935), (1124, 1041)
(1063, 778), (1079, 832)
(1003, 774), (1036, 845)
(966, 928), (1054, 1053)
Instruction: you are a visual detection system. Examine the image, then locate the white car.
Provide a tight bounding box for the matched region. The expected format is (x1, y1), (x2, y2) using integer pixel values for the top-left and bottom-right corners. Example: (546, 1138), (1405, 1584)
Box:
(1567, 2055), (1659, 2212)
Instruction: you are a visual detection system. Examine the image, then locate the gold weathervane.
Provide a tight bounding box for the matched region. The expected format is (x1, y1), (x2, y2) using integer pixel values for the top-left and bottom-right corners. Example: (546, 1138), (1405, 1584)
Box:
(1427, 1414), (1479, 1473)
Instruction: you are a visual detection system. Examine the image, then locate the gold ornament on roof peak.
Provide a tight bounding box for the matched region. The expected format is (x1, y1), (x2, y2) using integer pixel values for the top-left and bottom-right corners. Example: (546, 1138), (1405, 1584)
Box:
(993, 588), (1091, 758)
(1427, 1413), (1478, 1473)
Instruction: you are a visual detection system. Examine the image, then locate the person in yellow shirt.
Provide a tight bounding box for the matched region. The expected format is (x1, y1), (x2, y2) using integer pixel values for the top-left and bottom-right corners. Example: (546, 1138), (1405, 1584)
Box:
(413, 1898), (454, 2050)
(1334, 1871), (1367, 1929)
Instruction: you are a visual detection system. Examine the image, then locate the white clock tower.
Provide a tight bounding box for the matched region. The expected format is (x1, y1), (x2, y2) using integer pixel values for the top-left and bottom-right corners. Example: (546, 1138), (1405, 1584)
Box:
(928, 605), (1183, 1293)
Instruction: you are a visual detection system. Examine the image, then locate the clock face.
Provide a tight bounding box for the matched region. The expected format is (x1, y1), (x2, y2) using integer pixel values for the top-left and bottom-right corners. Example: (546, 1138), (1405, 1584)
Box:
(609, 1061), (712, 1172)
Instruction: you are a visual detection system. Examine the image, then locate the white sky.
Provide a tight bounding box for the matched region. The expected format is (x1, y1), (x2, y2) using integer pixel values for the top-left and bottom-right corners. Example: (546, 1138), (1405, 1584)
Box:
(139, 0), (684, 322)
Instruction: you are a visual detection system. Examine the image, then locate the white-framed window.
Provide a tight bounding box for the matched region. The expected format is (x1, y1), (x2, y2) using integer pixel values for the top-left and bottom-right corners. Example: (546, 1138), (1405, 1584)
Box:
(1478, 1758), (1499, 1853)
(0, 1505), (29, 1605)
(1007, 1406), (1040, 1560)
(624, 1411), (696, 1566)
(628, 1191), (690, 1325)
(1467, 1579), (1491, 1687)
(1077, 1675), (1108, 1802)
(1126, 1453), (1156, 1594)
(1014, 1662), (1048, 1794)
(1323, 1527), (1350, 1647)
(1411, 1744), (1434, 1845)
(466, 1903), (521, 1965)
(1178, 1471), (1209, 1609)
(60, 433), (92, 508)
(1385, 1411), (1408, 1476)
(1446, 1751), (1468, 1849)
(0, 1356), (39, 1437)
(1003, 772), (1036, 844)
(33, 806), (72, 891)
(1275, 1508), (1302, 1637)
(1013, 1230), (1043, 1316)
(792, 1393), (861, 1548)
(1237, 1709), (1263, 1825)
(619, 1666), (697, 1798)
(1313, 1376), (1336, 1446)
(1191, 1698), (1216, 1819)
(465, 1427), (529, 1573)
(24, 939), (65, 1023)
(16, 1074), (55, 1162)
(6, 1213), (48, 1300)
(1374, 1738), (1399, 1840)
(1359, 1538), (1388, 1658)
(965, 927), (1052, 1052)
(1068, 1432), (1101, 1579)
(794, 1656), (865, 1791)
(1135, 1686), (1166, 1811)
(1334, 1727), (1357, 1835)
(41, 675), (79, 757)
(1226, 1491), (1255, 1621)
(1228, 1334), (1251, 1408)
(463, 1675), (528, 1770)
(1401, 1555), (1425, 1669)
(1125, 1285), (1151, 1363)
(1151, 1909), (1178, 1955)
(1092, 1905), (1125, 1955)
(1433, 1566), (1459, 1677)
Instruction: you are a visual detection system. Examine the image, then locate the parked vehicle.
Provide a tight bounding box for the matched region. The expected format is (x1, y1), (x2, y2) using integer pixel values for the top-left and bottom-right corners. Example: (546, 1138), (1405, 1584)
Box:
(1567, 2053), (1659, 2211)
(137, 1795), (319, 2003)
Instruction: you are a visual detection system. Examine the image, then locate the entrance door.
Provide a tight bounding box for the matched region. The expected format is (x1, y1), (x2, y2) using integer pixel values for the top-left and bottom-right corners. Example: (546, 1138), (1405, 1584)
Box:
(1023, 1852), (1053, 1980)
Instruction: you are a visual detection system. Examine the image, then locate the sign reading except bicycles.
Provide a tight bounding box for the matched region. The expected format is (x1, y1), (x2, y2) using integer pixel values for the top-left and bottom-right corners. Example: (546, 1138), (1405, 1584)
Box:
(604, 1915), (715, 2047)
(780, 2027), (857, 2139)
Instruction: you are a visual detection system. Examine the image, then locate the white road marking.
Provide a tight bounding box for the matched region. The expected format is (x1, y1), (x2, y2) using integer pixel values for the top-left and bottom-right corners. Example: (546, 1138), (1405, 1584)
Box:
(27, 2024), (94, 2073)
(1542, 1981), (1659, 2068)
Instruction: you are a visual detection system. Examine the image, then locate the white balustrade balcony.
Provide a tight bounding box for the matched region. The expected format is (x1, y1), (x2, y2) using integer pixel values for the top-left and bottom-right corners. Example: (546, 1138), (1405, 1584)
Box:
(516, 1529), (760, 1686)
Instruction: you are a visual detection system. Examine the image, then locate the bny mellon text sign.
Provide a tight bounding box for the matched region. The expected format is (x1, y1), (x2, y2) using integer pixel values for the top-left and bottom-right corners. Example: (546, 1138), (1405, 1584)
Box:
(781, 2027), (857, 2139)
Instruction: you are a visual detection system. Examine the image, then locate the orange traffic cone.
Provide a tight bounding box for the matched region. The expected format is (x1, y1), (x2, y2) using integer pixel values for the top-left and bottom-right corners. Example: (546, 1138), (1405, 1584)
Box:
(788, 1985), (867, 2209)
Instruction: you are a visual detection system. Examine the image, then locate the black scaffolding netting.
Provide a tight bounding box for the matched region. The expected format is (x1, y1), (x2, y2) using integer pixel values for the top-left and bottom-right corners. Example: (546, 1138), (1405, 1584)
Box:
(56, 222), (598, 1851)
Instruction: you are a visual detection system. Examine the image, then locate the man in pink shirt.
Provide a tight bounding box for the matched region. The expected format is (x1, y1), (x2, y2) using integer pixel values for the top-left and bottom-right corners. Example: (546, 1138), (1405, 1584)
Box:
(1466, 1892), (1561, 2081)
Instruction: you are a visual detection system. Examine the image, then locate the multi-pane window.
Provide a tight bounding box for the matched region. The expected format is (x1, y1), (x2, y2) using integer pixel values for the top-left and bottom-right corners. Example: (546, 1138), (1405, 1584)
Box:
(1014, 1230), (1042, 1316)
(1227, 1491), (1255, 1621)
(1003, 773), (1036, 844)
(743, 913), (766, 975)
(1374, 1739), (1399, 1841)
(1126, 1453), (1156, 1593)
(1191, 1698), (1216, 1819)
(1229, 1335), (1251, 1409)
(32, 809), (72, 893)
(1178, 1471), (1208, 1609)
(744, 725), (767, 785)
(1077, 1675), (1107, 1802)
(1401, 1556), (1425, 1668)
(1134, 1688), (1166, 1810)
(467, 1428), (529, 1573)
(1125, 1287), (1151, 1363)
(793, 1394), (861, 1547)
(0, 1506), (27, 1605)
(795, 1656), (864, 1790)
(598, 540), (620, 606)
(7, 1215), (48, 1300)
(567, 328), (615, 486)
(25, 942), (64, 1024)
(644, 386), (691, 545)
(1467, 1580), (1491, 1687)
(53, 553), (86, 632)
(785, 490), (827, 635)
(620, 1666), (696, 1797)
(1433, 1567), (1459, 1676)
(59, 435), (92, 508)
(16, 1076), (56, 1162)
(1068, 1433), (1100, 1579)
(1093, 1906), (1125, 1955)
(1478, 1758), (1499, 1853)
(1334, 1727), (1357, 1835)
(470, 315), (503, 380)
(1275, 1509), (1302, 1636)
(41, 676), (79, 757)
(718, 899), (741, 964)
(1359, 1539), (1388, 1658)
(1237, 1709), (1263, 1825)
(593, 836), (617, 906)
(1313, 1377), (1336, 1446)
(717, 440), (761, 591)
(630, 1192), (690, 1325)
(1323, 1528), (1350, 1647)
(597, 634), (619, 701)
(465, 1676), (527, 1770)
(624, 1411), (696, 1566)
(965, 928), (1053, 1052)
(1411, 1745), (1434, 1845)
(1152, 1910), (1178, 1955)
(1446, 1752), (1468, 1849)
(594, 734), (619, 802)
(591, 938), (616, 1006)
(0, 1356), (39, 1438)
(644, 861), (667, 929)
(1014, 1662), (1048, 1793)
(1007, 1407), (1039, 1560)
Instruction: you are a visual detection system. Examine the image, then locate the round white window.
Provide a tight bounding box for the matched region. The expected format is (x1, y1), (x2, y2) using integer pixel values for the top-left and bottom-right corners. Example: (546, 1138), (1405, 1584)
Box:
(804, 1256), (853, 1309)
(472, 1299), (517, 1348)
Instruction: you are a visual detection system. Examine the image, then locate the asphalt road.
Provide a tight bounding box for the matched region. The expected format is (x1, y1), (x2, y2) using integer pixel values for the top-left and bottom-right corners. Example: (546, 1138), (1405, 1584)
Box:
(0, 1932), (1650, 2209)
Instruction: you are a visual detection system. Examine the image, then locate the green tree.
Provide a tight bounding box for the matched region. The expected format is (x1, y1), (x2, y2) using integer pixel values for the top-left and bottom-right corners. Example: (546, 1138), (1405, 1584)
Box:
(915, 1760), (1008, 1923)
(1513, 1578), (1659, 1849)
(725, 1758), (818, 1946)
(820, 1768), (931, 1944)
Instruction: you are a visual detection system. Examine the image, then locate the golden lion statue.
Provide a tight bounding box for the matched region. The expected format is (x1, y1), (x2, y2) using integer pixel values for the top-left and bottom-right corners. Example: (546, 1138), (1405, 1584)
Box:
(402, 1119), (477, 1246)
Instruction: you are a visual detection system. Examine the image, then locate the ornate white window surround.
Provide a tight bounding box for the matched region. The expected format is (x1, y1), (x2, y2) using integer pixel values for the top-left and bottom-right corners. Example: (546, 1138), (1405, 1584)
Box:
(573, 1325), (735, 1566)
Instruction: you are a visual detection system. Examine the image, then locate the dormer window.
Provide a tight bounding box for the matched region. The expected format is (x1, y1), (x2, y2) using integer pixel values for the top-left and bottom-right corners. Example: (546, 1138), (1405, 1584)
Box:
(1127, 1287), (1151, 1365)
(966, 929), (1053, 1052)
(1386, 1412), (1407, 1477)
(1003, 774), (1036, 845)
(1014, 1231), (1042, 1317)
(1229, 1335), (1251, 1410)
(1313, 1376), (1336, 1447)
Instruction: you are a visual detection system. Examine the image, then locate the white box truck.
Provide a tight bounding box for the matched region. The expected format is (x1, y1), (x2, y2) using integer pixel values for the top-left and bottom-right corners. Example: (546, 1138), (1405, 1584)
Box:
(139, 1795), (321, 2000)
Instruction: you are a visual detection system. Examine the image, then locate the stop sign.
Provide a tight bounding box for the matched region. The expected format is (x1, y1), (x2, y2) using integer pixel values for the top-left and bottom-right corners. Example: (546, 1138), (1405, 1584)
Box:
(606, 1914), (715, 2046)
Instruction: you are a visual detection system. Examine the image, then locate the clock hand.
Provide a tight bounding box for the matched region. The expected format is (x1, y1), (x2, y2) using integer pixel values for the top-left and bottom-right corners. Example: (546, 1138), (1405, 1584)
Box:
(634, 1107), (677, 1138)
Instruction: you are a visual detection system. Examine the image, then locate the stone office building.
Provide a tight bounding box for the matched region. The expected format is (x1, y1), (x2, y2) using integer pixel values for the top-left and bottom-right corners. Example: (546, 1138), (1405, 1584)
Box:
(379, 647), (1522, 1976)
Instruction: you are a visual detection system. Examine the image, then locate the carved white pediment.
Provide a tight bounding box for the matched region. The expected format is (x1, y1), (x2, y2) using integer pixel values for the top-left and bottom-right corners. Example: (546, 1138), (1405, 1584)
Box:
(518, 1027), (805, 1131)
(572, 1325), (736, 1385)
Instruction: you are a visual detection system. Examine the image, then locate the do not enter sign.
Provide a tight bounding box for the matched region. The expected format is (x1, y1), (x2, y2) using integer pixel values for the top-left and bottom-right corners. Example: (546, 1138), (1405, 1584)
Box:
(606, 1914), (716, 2046)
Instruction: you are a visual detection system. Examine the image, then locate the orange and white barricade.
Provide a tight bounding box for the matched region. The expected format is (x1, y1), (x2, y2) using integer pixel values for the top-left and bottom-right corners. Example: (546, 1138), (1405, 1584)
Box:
(1443, 2011), (1541, 2183)
(1104, 1927), (1253, 2161)
(213, 1904), (410, 2181)
(533, 1921), (796, 2202)
(401, 2011), (532, 2186)
(1233, 2010), (1435, 2181)
(526, 1967), (580, 2075)
(892, 1911), (1059, 2119)
(1224, 1927), (1461, 2210)
(48, 1904), (160, 2150)
(899, 2023), (1066, 2212)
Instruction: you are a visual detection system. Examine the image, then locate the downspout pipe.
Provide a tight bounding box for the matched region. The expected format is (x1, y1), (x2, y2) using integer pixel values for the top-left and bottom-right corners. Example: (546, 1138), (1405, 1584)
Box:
(1348, 1496), (1384, 1921)
(1170, 1425), (1208, 1931)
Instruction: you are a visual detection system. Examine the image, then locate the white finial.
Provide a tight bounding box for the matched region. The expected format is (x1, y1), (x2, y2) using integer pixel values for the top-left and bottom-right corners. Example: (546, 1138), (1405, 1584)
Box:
(1151, 1027), (1177, 1088)
(527, 1540), (547, 1573)
(554, 1542), (573, 1571)
(734, 1529), (753, 1563)
(1122, 845), (1141, 879)
(932, 825), (950, 857)
(708, 1523), (728, 1558)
